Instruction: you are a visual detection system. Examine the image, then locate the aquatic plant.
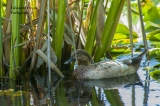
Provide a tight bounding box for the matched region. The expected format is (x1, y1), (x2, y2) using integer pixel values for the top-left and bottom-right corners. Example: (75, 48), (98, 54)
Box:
(1, 0), (160, 80)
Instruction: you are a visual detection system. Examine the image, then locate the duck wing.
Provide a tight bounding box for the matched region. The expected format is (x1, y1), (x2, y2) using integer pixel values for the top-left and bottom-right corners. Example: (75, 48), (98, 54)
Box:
(85, 60), (135, 79)
(121, 50), (146, 70)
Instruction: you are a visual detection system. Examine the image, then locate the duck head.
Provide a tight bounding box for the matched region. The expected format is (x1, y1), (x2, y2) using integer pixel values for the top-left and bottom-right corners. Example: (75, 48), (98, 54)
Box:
(64, 49), (94, 66)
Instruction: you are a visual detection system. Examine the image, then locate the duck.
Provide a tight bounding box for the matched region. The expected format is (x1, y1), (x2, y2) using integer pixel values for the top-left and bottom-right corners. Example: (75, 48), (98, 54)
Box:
(64, 49), (146, 80)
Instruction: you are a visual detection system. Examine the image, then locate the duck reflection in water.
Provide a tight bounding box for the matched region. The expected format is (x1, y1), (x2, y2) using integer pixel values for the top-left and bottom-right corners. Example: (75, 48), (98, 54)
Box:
(65, 73), (142, 106)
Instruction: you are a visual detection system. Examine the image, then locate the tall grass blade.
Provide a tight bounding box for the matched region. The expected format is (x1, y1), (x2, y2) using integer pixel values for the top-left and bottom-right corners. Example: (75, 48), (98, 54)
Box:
(0, 0), (4, 75)
(54, 0), (66, 66)
(51, 0), (56, 48)
(19, 0), (26, 65)
(94, 0), (125, 62)
(10, 0), (20, 79)
(31, 0), (37, 20)
(84, 0), (100, 55)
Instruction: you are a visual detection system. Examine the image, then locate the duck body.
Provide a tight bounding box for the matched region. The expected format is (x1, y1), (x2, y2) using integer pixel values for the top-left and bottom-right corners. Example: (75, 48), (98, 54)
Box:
(64, 49), (146, 80)
(73, 61), (136, 79)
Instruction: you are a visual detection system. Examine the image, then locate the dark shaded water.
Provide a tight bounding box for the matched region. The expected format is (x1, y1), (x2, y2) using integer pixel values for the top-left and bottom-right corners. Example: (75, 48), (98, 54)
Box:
(0, 63), (160, 106)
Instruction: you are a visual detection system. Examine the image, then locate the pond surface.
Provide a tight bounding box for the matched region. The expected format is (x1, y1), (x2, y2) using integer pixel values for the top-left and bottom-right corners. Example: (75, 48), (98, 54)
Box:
(1, 39), (160, 106)
(0, 59), (160, 106)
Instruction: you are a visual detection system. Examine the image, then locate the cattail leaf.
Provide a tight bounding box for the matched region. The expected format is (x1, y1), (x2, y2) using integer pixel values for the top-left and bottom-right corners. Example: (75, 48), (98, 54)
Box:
(64, 24), (76, 45)
(96, 0), (105, 45)
(84, 0), (93, 32)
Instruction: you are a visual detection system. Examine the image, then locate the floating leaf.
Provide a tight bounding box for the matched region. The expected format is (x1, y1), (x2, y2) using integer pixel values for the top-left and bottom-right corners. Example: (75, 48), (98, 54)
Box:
(150, 69), (160, 82)
(153, 33), (160, 40)
(2, 89), (14, 96)
(144, 6), (160, 24)
(14, 90), (24, 96)
(115, 23), (138, 38)
(150, 42), (160, 48)
(114, 33), (128, 40)
(112, 39), (137, 45)
(116, 23), (129, 35)
(132, 31), (138, 38)
(149, 48), (160, 57)
(155, 55), (160, 60)
(147, 33), (160, 41)
(145, 21), (160, 32)
(153, 64), (160, 68)
(147, 29), (160, 38)
(141, 0), (154, 14)
(110, 46), (130, 53)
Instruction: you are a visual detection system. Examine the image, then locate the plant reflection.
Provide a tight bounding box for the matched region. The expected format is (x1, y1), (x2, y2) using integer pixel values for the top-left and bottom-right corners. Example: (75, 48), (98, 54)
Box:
(64, 73), (142, 106)
(0, 70), (159, 106)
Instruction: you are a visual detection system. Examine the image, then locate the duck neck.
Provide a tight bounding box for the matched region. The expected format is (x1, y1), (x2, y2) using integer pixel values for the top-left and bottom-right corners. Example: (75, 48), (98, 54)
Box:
(78, 60), (92, 66)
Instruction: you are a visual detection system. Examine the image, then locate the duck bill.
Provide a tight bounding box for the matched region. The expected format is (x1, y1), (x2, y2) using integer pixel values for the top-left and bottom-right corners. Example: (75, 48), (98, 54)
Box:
(64, 57), (75, 64)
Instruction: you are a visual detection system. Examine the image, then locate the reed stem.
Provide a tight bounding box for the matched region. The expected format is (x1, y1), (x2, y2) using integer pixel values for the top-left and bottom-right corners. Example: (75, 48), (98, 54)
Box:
(84, 0), (100, 55)
(10, 0), (20, 79)
(54, 0), (66, 66)
(0, 0), (3, 75)
(127, 0), (134, 57)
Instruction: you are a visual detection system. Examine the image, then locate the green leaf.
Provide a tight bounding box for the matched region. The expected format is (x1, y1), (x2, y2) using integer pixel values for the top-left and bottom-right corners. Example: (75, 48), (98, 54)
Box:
(144, 6), (160, 24)
(147, 33), (160, 41)
(94, 0), (126, 62)
(149, 48), (160, 57)
(141, 1), (154, 15)
(150, 69), (160, 82)
(116, 23), (129, 35)
(110, 48), (130, 53)
(145, 21), (160, 32)
(153, 33), (160, 40)
(85, 0), (100, 55)
(115, 23), (138, 38)
(155, 55), (160, 60)
(55, 0), (66, 65)
(132, 31), (138, 38)
(150, 42), (160, 48)
(0, 0), (3, 75)
(114, 33), (128, 40)
(112, 39), (137, 45)
(153, 64), (160, 68)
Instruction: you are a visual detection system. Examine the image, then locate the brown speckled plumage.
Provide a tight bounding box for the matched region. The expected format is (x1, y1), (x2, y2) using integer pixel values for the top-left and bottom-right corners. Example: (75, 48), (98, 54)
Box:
(65, 49), (146, 80)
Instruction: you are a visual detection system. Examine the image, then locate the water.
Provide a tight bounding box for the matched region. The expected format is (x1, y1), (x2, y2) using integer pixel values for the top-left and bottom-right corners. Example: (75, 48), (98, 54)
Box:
(1, 50), (160, 106)
(0, 65), (160, 106)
